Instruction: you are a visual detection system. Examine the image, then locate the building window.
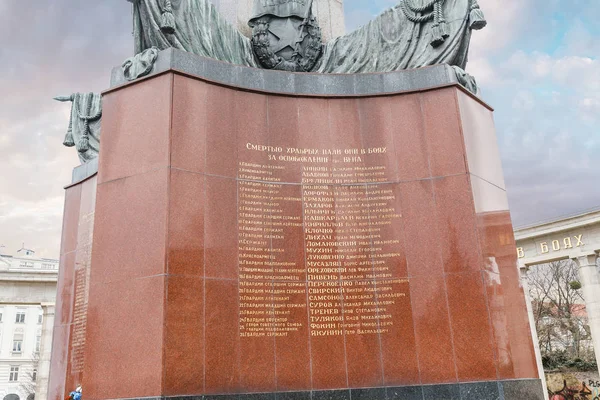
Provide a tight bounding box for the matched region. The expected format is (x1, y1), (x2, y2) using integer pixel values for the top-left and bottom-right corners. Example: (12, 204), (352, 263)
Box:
(19, 261), (34, 268)
(37, 313), (43, 324)
(32, 369), (37, 382)
(12, 334), (23, 353)
(9, 366), (19, 381)
(15, 311), (26, 324)
(35, 334), (41, 353)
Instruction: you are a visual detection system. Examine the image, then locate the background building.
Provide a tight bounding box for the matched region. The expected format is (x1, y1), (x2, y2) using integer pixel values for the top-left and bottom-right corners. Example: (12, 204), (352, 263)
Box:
(0, 248), (58, 400)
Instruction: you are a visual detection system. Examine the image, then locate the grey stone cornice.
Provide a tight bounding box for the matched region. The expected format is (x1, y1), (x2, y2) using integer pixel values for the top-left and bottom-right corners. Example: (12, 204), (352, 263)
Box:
(514, 207), (600, 240)
(66, 157), (98, 187)
(109, 48), (475, 99)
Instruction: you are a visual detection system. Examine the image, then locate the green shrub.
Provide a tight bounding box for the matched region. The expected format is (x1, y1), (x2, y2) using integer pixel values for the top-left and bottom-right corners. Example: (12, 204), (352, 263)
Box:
(543, 350), (597, 371)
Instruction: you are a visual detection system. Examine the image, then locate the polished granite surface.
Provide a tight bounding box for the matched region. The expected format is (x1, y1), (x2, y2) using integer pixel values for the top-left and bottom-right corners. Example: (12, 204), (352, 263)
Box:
(50, 71), (541, 400)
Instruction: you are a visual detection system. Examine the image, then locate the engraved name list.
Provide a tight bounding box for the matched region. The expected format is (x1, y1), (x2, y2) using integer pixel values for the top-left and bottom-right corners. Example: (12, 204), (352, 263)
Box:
(237, 144), (408, 339)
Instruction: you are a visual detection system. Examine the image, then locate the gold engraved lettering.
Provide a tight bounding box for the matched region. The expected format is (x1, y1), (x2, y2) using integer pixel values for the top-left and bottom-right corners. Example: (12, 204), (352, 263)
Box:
(237, 145), (408, 338)
(246, 143), (283, 153)
(517, 234), (586, 257)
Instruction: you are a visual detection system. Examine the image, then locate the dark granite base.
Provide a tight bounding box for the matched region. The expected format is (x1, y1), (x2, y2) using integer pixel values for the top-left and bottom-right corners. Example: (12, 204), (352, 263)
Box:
(123, 379), (544, 400)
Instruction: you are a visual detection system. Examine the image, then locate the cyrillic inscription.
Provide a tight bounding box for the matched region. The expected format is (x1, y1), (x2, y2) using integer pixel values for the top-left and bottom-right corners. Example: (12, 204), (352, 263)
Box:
(238, 144), (407, 338)
(516, 234), (585, 259)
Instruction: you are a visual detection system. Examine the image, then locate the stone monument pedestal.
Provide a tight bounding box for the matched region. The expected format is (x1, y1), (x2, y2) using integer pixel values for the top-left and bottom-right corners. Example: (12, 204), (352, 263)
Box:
(48, 160), (98, 399)
(49, 50), (545, 400)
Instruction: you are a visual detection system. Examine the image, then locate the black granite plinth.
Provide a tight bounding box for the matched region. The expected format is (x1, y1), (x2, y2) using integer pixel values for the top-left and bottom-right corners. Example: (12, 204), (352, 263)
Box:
(119, 379), (544, 400)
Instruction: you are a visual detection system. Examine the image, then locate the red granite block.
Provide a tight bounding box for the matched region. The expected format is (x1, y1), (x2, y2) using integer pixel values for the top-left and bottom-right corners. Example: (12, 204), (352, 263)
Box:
(380, 278), (420, 386)
(275, 284), (311, 391)
(60, 184), (82, 256)
(309, 294), (347, 390)
(65, 320), (84, 396)
(457, 91), (505, 189)
(475, 209), (517, 379)
(474, 208), (517, 276)
(205, 176), (238, 279)
(56, 252), (76, 326)
(275, 235), (306, 282)
(370, 183), (407, 279)
(421, 88), (466, 177)
(336, 185), (370, 281)
(399, 180), (443, 277)
(274, 183), (304, 271)
(240, 332), (277, 393)
(235, 90), (269, 169)
(297, 97), (333, 169)
(358, 96), (398, 181)
(471, 184), (538, 379)
(433, 175), (482, 274)
(267, 96), (300, 183)
(205, 279), (240, 394)
(58, 74), (541, 400)
(171, 75), (208, 174)
(391, 94), (430, 181)
(48, 324), (70, 400)
(99, 74), (172, 184)
(91, 168), (169, 284)
(239, 281), (276, 393)
(168, 169), (205, 277)
(205, 84), (237, 177)
(410, 274), (457, 383)
(83, 276), (165, 399)
(329, 99), (363, 174)
(446, 271), (497, 381)
(345, 280), (384, 388)
(78, 176), (97, 220)
(310, 334), (348, 390)
(508, 320), (539, 379)
(164, 275), (205, 395)
(484, 270), (516, 380)
(498, 272), (539, 379)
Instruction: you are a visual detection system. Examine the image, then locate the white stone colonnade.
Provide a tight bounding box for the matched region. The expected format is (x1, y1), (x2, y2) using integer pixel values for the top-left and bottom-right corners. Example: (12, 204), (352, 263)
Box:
(574, 254), (600, 369)
(36, 304), (55, 400)
(515, 208), (600, 392)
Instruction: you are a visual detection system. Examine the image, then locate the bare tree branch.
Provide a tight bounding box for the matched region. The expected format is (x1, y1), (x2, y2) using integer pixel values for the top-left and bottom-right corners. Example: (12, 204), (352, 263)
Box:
(527, 260), (594, 366)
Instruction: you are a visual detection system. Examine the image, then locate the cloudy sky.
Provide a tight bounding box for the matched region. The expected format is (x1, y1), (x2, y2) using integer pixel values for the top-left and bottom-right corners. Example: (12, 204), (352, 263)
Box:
(0, 0), (598, 258)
